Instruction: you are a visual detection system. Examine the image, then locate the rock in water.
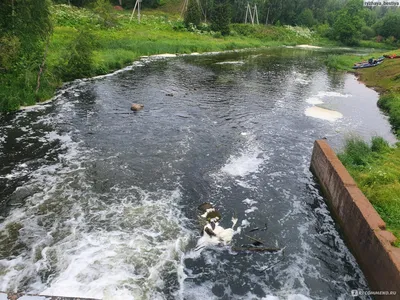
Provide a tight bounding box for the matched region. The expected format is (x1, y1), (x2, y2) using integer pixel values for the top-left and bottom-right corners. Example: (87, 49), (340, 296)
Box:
(131, 103), (144, 111)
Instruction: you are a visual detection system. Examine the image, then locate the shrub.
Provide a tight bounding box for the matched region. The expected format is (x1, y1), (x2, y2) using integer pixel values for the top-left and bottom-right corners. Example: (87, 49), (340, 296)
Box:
(371, 136), (391, 153)
(57, 29), (95, 81)
(385, 36), (397, 45)
(0, 35), (21, 71)
(211, 0), (231, 35)
(314, 23), (331, 38)
(230, 24), (257, 37)
(51, 4), (94, 27)
(378, 93), (400, 136)
(361, 26), (375, 40)
(172, 20), (186, 31)
(296, 8), (315, 28)
(184, 0), (202, 27)
(338, 137), (372, 167)
(91, 0), (118, 28)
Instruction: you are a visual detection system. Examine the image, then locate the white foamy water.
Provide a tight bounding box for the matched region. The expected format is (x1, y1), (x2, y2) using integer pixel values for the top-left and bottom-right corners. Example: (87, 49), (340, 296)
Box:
(316, 91), (351, 98)
(215, 61), (245, 65)
(305, 106), (343, 122)
(221, 147), (264, 177)
(0, 96), (193, 300)
(38, 189), (190, 299)
(305, 97), (324, 105)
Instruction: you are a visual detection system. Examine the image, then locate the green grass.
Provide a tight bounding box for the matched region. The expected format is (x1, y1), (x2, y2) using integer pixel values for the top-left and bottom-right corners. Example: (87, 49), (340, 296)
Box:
(338, 137), (400, 247)
(378, 93), (400, 136)
(328, 48), (400, 247)
(2, 4), (336, 112)
(325, 54), (360, 71)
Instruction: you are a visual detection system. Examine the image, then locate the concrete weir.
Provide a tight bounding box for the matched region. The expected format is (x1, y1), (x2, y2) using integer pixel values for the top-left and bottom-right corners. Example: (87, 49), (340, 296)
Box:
(310, 140), (400, 299)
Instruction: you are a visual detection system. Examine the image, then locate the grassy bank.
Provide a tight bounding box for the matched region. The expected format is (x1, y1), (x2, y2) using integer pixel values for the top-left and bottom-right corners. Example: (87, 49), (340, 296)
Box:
(339, 137), (400, 247)
(330, 50), (400, 246)
(0, 4), (332, 112)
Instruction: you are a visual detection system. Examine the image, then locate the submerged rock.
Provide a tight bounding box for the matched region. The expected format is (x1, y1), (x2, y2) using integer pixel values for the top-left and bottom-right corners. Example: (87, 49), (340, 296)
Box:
(131, 103), (144, 111)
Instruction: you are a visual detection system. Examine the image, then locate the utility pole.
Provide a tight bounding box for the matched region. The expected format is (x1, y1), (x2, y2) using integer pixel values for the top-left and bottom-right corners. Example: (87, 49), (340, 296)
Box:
(245, 3), (258, 25)
(245, 3), (254, 24)
(253, 4), (259, 25)
(130, 0), (142, 23)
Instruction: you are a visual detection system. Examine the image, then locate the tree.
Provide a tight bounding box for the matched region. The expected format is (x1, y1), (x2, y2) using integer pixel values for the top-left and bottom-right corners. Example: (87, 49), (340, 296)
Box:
(0, 0), (53, 109)
(58, 29), (95, 81)
(374, 12), (400, 40)
(297, 8), (316, 27)
(211, 0), (231, 35)
(184, 0), (202, 27)
(332, 0), (364, 45)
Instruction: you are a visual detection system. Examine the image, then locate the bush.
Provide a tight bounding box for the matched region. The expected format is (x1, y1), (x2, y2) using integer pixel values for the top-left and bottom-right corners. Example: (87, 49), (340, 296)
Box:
(314, 23), (331, 38)
(172, 20), (186, 31)
(57, 29), (95, 81)
(0, 35), (21, 71)
(378, 93), (400, 136)
(230, 24), (257, 36)
(296, 8), (315, 28)
(338, 137), (372, 167)
(385, 36), (397, 45)
(371, 136), (391, 153)
(184, 0), (202, 27)
(361, 26), (375, 40)
(91, 0), (118, 28)
(51, 4), (95, 27)
(211, 0), (231, 35)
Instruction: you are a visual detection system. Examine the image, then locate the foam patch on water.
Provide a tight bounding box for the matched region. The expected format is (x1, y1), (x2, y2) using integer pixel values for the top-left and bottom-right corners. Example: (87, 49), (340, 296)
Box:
(305, 106), (343, 122)
(242, 198), (258, 206)
(295, 45), (322, 49)
(294, 78), (311, 85)
(288, 295), (313, 300)
(244, 206), (258, 214)
(152, 53), (177, 58)
(215, 61), (245, 65)
(221, 147), (264, 177)
(305, 97), (324, 105)
(316, 91), (351, 98)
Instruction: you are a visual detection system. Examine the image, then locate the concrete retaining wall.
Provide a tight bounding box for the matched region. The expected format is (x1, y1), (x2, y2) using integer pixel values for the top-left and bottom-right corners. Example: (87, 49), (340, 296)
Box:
(310, 139), (400, 299)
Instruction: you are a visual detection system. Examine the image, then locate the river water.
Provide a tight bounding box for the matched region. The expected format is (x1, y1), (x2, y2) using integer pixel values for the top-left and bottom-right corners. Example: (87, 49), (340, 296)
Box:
(0, 48), (396, 300)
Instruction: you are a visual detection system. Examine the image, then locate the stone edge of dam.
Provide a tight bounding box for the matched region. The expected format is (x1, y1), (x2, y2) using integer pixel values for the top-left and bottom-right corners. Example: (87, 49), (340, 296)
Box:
(310, 139), (400, 299)
(0, 292), (100, 300)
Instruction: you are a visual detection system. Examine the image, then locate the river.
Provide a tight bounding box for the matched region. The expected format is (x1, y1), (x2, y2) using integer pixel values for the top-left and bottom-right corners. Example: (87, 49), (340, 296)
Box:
(0, 47), (396, 300)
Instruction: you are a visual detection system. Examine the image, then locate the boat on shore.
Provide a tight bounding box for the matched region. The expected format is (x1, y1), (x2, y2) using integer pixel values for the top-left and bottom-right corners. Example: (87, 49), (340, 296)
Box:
(383, 54), (400, 59)
(353, 57), (384, 69)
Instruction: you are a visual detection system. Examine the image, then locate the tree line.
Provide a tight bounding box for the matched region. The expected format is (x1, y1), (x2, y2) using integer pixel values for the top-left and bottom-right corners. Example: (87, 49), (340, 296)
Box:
(49, 0), (400, 44)
(185, 0), (400, 44)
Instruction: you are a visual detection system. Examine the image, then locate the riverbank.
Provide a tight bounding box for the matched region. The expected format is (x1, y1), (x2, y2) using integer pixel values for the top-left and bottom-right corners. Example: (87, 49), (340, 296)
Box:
(310, 139), (400, 294)
(327, 51), (400, 246)
(0, 4), (335, 113)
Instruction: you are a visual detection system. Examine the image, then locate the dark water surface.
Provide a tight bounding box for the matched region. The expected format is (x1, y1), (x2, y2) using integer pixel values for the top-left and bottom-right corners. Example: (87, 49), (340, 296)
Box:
(0, 48), (396, 300)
